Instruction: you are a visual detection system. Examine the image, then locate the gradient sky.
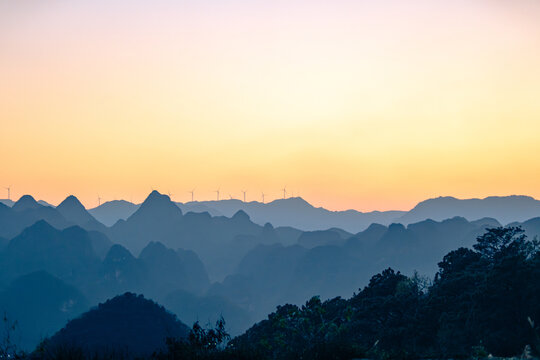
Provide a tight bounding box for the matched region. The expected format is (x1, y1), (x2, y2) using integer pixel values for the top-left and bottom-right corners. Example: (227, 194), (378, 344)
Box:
(1, 0), (540, 211)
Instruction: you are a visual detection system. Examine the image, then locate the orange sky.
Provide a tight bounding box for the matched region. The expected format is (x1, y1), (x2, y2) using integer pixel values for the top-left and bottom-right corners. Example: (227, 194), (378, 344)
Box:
(1, 0), (540, 211)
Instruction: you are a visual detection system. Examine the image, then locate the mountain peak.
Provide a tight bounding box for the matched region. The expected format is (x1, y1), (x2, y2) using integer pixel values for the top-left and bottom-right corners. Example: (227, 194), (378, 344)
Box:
(139, 241), (170, 259)
(56, 195), (105, 230)
(232, 209), (250, 221)
(271, 197), (313, 209)
(142, 191), (171, 205)
(20, 219), (56, 237)
(135, 191), (182, 217)
(57, 195), (85, 211)
(104, 244), (136, 263)
(13, 195), (41, 212)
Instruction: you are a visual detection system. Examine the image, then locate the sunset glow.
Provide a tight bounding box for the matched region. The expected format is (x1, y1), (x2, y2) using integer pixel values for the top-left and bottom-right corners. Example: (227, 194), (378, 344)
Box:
(1, 0), (540, 210)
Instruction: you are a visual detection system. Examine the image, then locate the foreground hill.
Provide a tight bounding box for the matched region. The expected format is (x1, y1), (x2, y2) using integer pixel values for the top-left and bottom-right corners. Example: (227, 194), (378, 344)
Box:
(39, 293), (189, 358)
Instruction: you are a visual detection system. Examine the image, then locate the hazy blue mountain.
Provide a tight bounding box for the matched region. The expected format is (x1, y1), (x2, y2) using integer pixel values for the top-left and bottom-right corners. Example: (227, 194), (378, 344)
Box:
(297, 229), (347, 248)
(12, 194), (42, 212)
(287, 245), (369, 302)
(23, 194), (540, 235)
(162, 289), (252, 336)
(86, 230), (114, 259)
(0, 236), (7, 251)
(89, 241), (211, 306)
(88, 199), (220, 228)
(398, 195), (540, 225)
(0, 220), (101, 286)
(207, 216), (503, 324)
(110, 191), (184, 255)
(89, 200), (140, 227)
(0, 195), (108, 240)
(176, 248), (211, 293)
(0, 271), (89, 351)
(56, 195), (108, 233)
(208, 243), (307, 319)
(345, 216), (502, 275)
(1, 196), (53, 209)
(92, 197), (399, 234)
(95, 244), (148, 302)
(41, 293), (189, 357)
(208, 242), (369, 323)
(38, 200), (54, 207)
(110, 191), (284, 280)
(177, 202), (223, 217)
(0, 199), (14, 207)
(177, 197), (405, 233)
(508, 217), (540, 239)
(139, 241), (210, 297)
(0, 196), (71, 238)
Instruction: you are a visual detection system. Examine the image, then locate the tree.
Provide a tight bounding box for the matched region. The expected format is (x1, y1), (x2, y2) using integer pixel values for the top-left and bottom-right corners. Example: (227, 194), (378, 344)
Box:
(0, 312), (24, 359)
(155, 318), (230, 360)
(473, 227), (526, 259)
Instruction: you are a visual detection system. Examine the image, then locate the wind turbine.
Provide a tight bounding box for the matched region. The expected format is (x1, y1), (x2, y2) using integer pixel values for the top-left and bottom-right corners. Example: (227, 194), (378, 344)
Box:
(214, 188), (220, 201)
(261, 192), (266, 204)
(97, 195), (102, 206)
(241, 190), (247, 203)
(188, 189), (195, 202)
(282, 186), (287, 199)
(4, 186), (11, 200)
(167, 191), (174, 200)
(229, 194), (233, 200)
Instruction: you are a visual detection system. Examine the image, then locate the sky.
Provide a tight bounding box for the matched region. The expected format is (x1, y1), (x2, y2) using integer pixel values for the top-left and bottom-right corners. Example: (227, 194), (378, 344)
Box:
(1, 0), (540, 211)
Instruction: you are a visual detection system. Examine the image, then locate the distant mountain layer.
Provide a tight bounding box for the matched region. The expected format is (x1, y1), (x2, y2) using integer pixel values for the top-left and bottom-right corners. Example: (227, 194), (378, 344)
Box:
(398, 195), (540, 225)
(0, 195), (108, 239)
(178, 198), (404, 234)
(0, 198), (52, 208)
(89, 195), (540, 233)
(88, 200), (140, 226)
(108, 191), (298, 280)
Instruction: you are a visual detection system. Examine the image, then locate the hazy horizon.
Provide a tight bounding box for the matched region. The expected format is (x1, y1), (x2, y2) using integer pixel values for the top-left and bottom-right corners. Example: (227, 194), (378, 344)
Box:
(1, 190), (540, 214)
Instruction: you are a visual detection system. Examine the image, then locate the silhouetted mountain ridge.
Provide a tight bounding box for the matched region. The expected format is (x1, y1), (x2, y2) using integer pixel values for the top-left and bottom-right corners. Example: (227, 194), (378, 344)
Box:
(41, 292), (189, 357)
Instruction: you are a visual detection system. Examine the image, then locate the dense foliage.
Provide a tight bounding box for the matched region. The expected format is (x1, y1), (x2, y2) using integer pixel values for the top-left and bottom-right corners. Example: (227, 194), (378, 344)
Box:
(155, 226), (540, 360)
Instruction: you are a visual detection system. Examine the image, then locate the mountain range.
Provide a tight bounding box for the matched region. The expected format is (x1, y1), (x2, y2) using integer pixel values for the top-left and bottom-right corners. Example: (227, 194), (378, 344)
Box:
(91, 194), (540, 233)
(2, 191), (540, 352)
(4, 194), (540, 233)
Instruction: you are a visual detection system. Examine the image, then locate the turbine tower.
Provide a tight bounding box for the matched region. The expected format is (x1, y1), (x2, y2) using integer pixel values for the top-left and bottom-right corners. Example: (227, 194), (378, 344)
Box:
(97, 195), (102, 206)
(4, 186), (11, 200)
(214, 188), (220, 201)
(282, 186), (287, 199)
(188, 189), (195, 202)
(261, 192), (266, 204)
(167, 191), (174, 200)
(241, 190), (247, 203)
